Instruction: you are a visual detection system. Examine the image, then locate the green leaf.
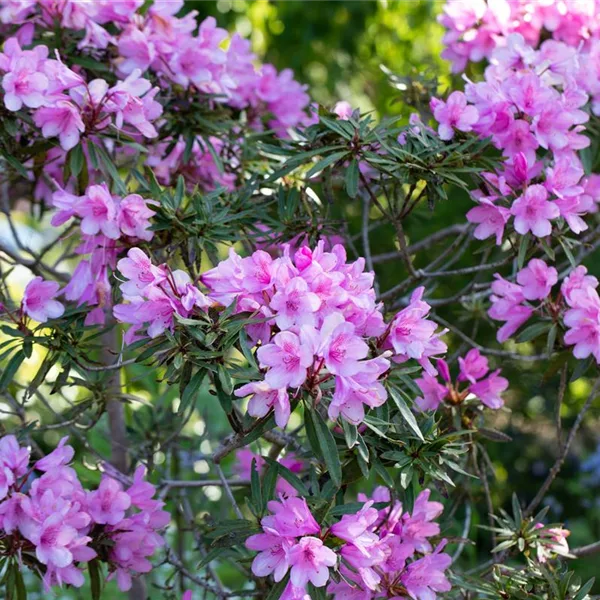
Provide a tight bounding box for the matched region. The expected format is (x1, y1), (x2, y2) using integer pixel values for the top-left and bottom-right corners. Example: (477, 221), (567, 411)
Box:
(546, 323), (557, 356)
(389, 387), (424, 441)
(69, 144), (84, 178)
(264, 457), (309, 496)
(306, 150), (349, 178)
(0, 350), (25, 392)
(305, 406), (342, 487)
(180, 369), (206, 414)
(88, 559), (102, 600)
(341, 419), (358, 449)
(345, 158), (359, 198)
(512, 492), (523, 525)
(265, 574), (290, 600)
(516, 321), (552, 343)
(574, 578), (595, 600)
(517, 233), (529, 269)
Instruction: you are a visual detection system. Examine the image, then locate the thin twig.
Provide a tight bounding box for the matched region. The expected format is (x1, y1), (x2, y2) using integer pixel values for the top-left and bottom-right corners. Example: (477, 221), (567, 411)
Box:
(524, 378), (600, 518)
(215, 463), (245, 520)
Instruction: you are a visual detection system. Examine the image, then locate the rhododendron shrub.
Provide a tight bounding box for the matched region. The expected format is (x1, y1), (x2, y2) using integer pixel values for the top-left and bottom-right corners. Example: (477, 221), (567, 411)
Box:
(0, 1), (598, 599)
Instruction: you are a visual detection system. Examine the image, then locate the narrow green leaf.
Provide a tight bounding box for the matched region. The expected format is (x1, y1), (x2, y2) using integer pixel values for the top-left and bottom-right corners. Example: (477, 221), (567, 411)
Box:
(516, 321), (552, 343)
(345, 158), (359, 198)
(389, 388), (424, 441)
(0, 350), (25, 392)
(306, 406), (342, 487)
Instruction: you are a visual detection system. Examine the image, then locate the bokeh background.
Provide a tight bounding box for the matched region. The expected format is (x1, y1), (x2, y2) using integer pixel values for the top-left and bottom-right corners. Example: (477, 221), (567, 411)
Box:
(2, 1), (599, 597)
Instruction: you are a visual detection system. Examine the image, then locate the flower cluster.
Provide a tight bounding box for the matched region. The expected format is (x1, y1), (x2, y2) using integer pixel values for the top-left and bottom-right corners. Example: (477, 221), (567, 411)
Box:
(245, 488), (451, 600)
(113, 247), (212, 344)
(432, 33), (598, 243)
(488, 260), (600, 363)
(200, 243), (447, 427)
(0, 435), (167, 593)
(0, 3), (312, 137)
(415, 349), (509, 411)
(0, 37), (161, 151)
(49, 184), (156, 326)
(439, 0), (600, 74)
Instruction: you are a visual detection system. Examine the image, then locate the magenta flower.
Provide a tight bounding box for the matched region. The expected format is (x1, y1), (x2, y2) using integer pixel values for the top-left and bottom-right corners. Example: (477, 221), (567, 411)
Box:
(0, 435), (30, 479)
(34, 436), (73, 471)
(333, 100), (353, 120)
(469, 369), (508, 409)
(431, 91), (479, 140)
(262, 497), (320, 538)
(319, 314), (369, 376)
(117, 247), (166, 298)
(234, 381), (291, 428)
(2, 57), (48, 111)
(330, 501), (379, 555)
(415, 372), (448, 412)
(388, 288), (438, 360)
(239, 250), (276, 293)
(458, 349), (489, 384)
(288, 537), (337, 588)
(401, 542), (452, 600)
(246, 532), (293, 581)
(29, 513), (79, 568)
(87, 477), (132, 525)
(117, 194), (156, 241)
(516, 258), (558, 301)
(488, 275), (533, 342)
(257, 331), (314, 389)
(466, 197), (511, 245)
(562, 266), (599, 306)
(75, 184), (120, 239)
(563, 286), (600, 363)
(33, 99), (84, 151)
(21, 277), (64, 323)
(510, 184), (560, 237)
(270, 277), (321, 329)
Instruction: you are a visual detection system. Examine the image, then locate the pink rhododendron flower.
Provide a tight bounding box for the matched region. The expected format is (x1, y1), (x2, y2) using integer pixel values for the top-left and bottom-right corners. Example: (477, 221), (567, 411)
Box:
(431, 91), (479, 140)
(516, 258), (558, 301)
(466, 197), (510, 245)
(87, 477), (132, 525)
(511, 185), (560, 237)
(21, 277), (64, 323)
(333, 100), (353, 120)
(234, 381), (291, 429)
(288, 537), (337, 588)
(415, 372), (448, 412)
(469, 369), (508, 409)
(458, 349), (489, 384)
(257, 331), (314, 389)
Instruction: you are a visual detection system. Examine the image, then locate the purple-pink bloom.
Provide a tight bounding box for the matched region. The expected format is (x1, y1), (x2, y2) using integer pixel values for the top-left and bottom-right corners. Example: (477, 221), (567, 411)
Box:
(458, 349), (489, 384)
(257, 331), (314, 389)
(431, 91), (479, 140)
(469, 369), (508, 409)
(117, 194), (155, 241)
(234, 381), (291, 429)
(246, 532), (293, 582)
(510, 184), (560, 237)
(262, 496), (320, 538)
(400, 542), (452, 600)
(33, 99), (84, 151)
(288, 536), (337, 588)
(270, 277), (321, 329)
(21, 276), (64, 323)
(75, 184), (120, 239)
(466, 197), (510, 245)
(87, 477), (132, 525)
(516, 258), (558, 301)
(415, 372), (448, 412)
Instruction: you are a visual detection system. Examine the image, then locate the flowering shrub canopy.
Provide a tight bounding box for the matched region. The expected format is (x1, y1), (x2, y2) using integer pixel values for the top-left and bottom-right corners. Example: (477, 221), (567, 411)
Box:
(0, 1), (599, 599)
